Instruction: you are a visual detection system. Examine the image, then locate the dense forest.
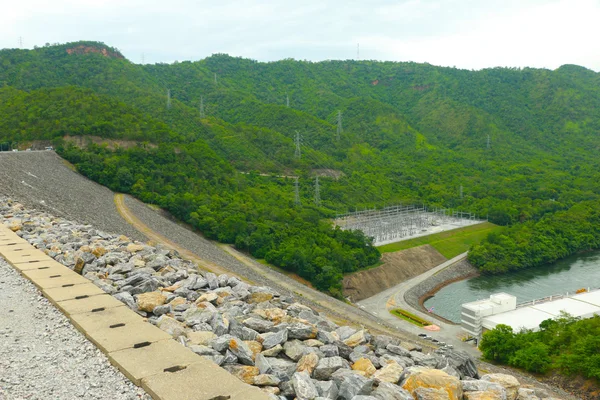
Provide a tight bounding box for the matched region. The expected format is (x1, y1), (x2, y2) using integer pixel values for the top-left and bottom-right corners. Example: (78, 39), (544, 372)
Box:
(2, 41), (600, 289)
(480, 315), (600, 379)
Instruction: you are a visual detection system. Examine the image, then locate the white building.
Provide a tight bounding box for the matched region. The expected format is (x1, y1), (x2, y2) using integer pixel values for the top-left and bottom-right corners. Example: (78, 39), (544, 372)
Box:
(461, 290), (600, 341)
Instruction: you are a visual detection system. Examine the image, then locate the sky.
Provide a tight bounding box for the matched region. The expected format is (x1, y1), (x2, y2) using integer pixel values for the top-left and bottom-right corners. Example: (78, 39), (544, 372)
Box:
(2, 0), (599, 71)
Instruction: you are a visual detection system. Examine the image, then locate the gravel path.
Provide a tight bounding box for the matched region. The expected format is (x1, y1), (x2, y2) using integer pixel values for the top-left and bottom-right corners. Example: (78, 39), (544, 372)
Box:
(0, 152), (144, 241)
(0, 257), (150, 400)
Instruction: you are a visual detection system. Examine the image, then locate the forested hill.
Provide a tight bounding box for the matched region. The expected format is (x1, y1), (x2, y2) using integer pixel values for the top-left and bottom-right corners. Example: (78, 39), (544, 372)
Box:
(2, 41), (600, 289)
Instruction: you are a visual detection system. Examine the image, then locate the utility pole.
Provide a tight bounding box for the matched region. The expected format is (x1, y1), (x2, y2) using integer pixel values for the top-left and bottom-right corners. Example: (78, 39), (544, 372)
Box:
(314, 176), (321, 206)
(486, 134), (490, 149)
(286, 93), (290, 108)
(294, 131), (301, 159)
(336, 110), (343, 140)
(199, 96), (205, 118)
(294, 177), (301, 205)
(166, 89), (172, 109)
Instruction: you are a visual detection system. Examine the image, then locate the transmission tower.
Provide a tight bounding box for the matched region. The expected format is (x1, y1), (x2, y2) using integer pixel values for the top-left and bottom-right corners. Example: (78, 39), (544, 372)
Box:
(199, 96), (205, 118)
(294, 131), (302, 159)
(214, 73), (218, 84)
(314, 176), (321, 206)
(460, 184), (463, 199)
(166, 89), (172, 109)
(336, 111), (343, 140)
(294, 177), (301, 205)
(486, 134), (490, 149)
(19, 37), (23, 48)
(286, 93), (290, 108)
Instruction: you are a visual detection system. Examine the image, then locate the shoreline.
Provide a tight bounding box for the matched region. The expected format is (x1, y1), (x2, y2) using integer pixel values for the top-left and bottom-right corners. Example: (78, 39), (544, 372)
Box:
(404, 258), (479, 325)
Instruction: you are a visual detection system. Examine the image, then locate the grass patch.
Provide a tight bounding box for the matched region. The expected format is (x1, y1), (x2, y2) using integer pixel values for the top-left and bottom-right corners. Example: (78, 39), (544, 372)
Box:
(344, 260), (384, 275)
(377, 222), (503, 259)
(390, 308), (432, 327)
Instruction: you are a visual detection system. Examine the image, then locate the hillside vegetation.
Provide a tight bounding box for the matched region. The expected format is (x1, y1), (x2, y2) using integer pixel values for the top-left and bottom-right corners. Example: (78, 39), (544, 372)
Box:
(2, 41), (600, 291)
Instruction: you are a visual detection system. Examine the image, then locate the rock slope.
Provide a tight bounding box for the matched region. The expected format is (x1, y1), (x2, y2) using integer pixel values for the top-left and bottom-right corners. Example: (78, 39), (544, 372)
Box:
(1, 197), (562, 400)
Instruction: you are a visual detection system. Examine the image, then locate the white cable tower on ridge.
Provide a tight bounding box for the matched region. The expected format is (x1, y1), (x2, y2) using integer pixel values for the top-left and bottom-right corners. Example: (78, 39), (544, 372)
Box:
(314, 176), (321, 206)
(199, 96), (205, 118)
(336, 111), (343, 140)
(294, 131), (302, 159)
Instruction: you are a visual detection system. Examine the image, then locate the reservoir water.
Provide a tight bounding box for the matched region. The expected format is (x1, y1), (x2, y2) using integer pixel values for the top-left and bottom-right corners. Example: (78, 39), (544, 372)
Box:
(423, 251), (600, 323)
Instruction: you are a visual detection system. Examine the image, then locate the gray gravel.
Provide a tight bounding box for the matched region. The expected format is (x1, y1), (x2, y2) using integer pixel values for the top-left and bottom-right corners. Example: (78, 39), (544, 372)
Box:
(0, 257), (150, 400)
(0, 152), (144, 241)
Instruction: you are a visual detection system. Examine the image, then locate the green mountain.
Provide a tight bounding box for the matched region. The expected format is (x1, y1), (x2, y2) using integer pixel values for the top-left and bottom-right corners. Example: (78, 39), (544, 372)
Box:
(2, 41), (600, 290)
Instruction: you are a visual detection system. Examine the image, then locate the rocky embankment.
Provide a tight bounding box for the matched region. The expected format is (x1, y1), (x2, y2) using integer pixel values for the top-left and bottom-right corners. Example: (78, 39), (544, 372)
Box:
(1, 197), (562, 400)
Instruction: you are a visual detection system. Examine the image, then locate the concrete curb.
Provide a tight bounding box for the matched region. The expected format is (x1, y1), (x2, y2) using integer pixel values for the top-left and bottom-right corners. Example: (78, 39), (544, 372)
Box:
(0, 224), (269, 400)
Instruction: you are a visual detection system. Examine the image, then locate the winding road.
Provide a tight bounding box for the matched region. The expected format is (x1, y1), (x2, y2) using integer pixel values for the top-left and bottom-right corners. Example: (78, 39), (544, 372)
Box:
(113, 193), (433, 348)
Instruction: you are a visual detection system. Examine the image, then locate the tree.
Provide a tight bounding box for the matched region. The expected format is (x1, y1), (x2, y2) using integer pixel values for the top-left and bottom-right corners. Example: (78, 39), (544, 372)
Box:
(480, 324), (516, 363)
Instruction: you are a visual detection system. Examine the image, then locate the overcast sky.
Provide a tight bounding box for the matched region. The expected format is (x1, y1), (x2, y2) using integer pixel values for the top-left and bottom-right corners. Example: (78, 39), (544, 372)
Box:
(2, 0), (599, 71)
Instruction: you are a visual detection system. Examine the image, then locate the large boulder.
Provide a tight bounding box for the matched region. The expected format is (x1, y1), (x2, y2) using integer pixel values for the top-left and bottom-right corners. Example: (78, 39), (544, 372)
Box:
(402, 367), (462, 400)
(372, 361), (404, 384)
(372, 382), (413, 400)
(314, 356), (347, 380)
(464, 391), (507, 400)
(443, 350), (479, 379)
(481, 374), (520, 400)
(415, 387), (452, 400)
(291, 371), (319, 400)
(135, 291), (166, 312)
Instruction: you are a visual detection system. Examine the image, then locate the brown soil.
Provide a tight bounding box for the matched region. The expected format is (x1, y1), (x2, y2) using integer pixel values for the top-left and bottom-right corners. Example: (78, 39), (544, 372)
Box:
(343, 245), (447, 302)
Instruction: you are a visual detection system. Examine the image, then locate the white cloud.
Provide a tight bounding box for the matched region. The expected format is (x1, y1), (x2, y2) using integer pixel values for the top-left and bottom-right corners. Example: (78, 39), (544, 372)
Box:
(1, 0), (599, 70)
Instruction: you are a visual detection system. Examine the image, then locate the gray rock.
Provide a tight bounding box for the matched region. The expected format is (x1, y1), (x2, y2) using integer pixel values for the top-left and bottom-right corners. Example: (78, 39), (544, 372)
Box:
(113, 291), (136, 310)
(371, 382), (413, 400)
(284, 340), (307, 362)
(288, 323), (317, 340)
(291, 372), (319, 400)
(153, 304), (172, 316)
(334, 340), (353, 360)
(210, 313), (229, 336)
(269, 358), (297, 381)
(320, 344), (339, 357)
(243, 317), (274, 333)
(261, 329), (288, 349)
(184, 308), (215, 326)
(462, 379), (507, 395)
(314, 357), (347, 381)
(317, 330), (337, 344)
(205, 272), (218, 290)
(445, 350), (479, 379)
(386, 344), (411, 357)
(337, 373), (374, 400)
(335, 326), (357, 340)
(210, 334), (235, 353)
(315, 380), (338, 400)
(222, 350), (238, 364)
(228, 337), (254, 366)
(146, 255), (167, 271)
(189, 345), (220, 357)
(256, 353), (273, 374)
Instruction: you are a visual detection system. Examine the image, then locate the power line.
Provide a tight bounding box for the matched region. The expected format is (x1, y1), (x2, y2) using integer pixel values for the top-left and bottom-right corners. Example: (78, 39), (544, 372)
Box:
(199, 96), (205, 118)
(294, 131), (302, 159)
(314, 176), (321, 206)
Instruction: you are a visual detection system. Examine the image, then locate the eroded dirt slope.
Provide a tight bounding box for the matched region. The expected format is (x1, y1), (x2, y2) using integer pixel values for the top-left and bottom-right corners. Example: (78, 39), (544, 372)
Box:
(343, 244), (447, 302)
